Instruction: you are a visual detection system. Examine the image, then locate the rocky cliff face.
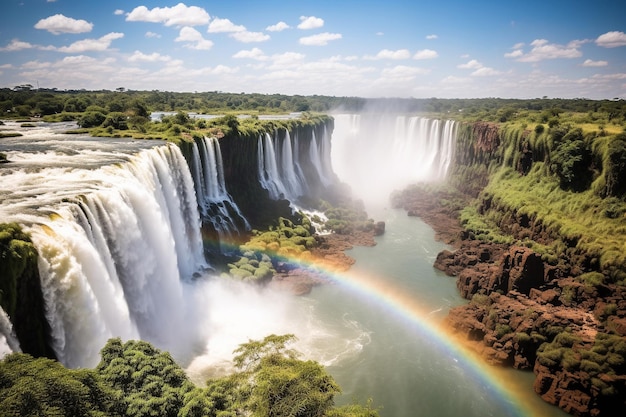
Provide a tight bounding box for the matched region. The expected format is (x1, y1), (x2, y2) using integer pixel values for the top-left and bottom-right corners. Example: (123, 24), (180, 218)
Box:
(393, 120), (626, 417)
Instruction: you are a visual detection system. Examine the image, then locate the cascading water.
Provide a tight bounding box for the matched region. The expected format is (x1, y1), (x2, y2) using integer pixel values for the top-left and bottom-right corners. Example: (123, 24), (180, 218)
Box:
(258, 132), (289, 200)
(0, 307), (20, 358)
(0, 123), (362, 374)
(257, 126), (335, 203)
(3, 144), (207, 367)
(331, 113), (456, 211)
(189, 136), (249, 237)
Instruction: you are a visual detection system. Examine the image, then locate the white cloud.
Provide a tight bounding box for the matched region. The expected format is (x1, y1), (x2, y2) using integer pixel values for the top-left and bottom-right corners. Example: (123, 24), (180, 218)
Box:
(510, 39), (583, 62)
(364, 49), (411, 60)
(126, 3), (210, 26)
(269, 52), (306, 69)
(381, 65), (430, 78)
(34, 14), (93, 35)
(233, 48), (267, 60)
(458, 59), (499, 76)
(299, 32), (342, 46)
(145, 31), (161, 38)
(582, 59), (608, 67)
(230, 31), (270, 43)
(266, 21), (290, 32)
(298, 16), (324, 30)
(413, 49), (438, 59)
(504, 49), (523, 58)
(458, 59), (483, 69)
(376, 32), (384, 36)
(471, 67), (501, 76)
(175, 27), (214, 50)
(0, 39), (35, 51)
(57, 32), (124, 53)
(128, 51), (171, 62)
(208, 18), (245, 33)
(114, 9), (124, 16)
(596, 31), (626, 48)
(426, 34), (438, 40)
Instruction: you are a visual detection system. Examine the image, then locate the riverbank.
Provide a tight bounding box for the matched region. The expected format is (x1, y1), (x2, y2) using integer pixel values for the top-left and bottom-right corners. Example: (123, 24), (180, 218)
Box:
(391, 185), (626, 417)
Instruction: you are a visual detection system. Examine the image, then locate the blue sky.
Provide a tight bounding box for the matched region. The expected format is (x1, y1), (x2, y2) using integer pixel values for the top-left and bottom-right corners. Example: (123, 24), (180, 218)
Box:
(1, 0), (625, 99)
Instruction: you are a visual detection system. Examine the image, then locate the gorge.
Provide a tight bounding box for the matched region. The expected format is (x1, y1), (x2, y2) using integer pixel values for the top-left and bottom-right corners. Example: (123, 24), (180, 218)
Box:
(1, 103), (625, 417)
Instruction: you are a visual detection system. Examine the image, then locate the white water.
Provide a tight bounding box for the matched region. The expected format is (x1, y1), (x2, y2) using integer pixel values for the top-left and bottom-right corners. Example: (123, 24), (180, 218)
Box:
(257, 126), (335, 203)
(190, 136), (249, 235)
(331, 113), (456, 211)
(0, 123), (363, 371)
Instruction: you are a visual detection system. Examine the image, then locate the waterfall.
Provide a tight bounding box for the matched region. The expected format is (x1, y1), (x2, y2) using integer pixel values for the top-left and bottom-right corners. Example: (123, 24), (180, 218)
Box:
(257, 125), (337, 204)
(0, 306), (20, 358)
(7, 144), (207, 368)
(331, 113), (457, 209)
(190, 136), (250, 236)
(258, 132), (289, 200)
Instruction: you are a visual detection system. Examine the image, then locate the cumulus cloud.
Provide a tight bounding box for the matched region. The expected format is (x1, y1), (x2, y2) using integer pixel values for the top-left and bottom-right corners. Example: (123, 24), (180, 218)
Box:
(266, 21), (290, 32)
(364, 49), (411, 60)
(128, 51), (171, 62)
(126, 3), (210, 26)
(504, 49), (523, 58)
(413, 49), (438, 59)
(426, 34), (438, 40)
(230, 31), (270, 43)
(208, 18), (245, 33)
(0, 39), (35, 51)
(233, 47), (267, 60)
(596, 31), (626, 48)
(458, 59), (483, 69)
(114, 9), (124, 15)
(145, 31), (161, 38)
(381, 65), (430, 78)
(34, 14), (93, 35)
(507, 39), (583, 62)
(57, 32), (124, 53)
(175, 27), (214, 50)
(458, 59), (499, 76)
(299, 32), (342, 46)
(298, 16), (324, 30)
(582, 59), (608, 67)
(471, 67), (501, 76)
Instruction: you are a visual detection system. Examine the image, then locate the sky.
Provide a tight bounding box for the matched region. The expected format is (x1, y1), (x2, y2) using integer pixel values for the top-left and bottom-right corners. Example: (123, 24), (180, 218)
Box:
(1, 0), (625, 99)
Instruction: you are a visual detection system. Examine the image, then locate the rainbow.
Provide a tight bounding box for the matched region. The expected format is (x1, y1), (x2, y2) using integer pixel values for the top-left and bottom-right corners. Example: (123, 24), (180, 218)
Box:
(202, 234), (547, 417)
(282, 255), (553, 417)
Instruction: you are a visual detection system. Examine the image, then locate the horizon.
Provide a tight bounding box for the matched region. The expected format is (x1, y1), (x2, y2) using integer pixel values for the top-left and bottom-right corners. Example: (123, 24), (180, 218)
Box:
(1, 1), (625, 100)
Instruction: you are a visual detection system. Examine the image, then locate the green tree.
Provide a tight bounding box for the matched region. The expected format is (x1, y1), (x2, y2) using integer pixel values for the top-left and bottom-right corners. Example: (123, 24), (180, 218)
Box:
(232, 334), (342, 417)
(0, 353), (125, 416)
(96, 338), (192, 417)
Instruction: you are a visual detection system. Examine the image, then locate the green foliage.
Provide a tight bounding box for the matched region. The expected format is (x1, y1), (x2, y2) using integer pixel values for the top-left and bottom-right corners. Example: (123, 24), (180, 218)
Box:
(232, 334), (345, 417)
(0, 223), (38, 318)
(96, 338), (192, 417)
(549, 127), (592, 191)
(0, 353), (124, 416)
(78, 111), (106, 128)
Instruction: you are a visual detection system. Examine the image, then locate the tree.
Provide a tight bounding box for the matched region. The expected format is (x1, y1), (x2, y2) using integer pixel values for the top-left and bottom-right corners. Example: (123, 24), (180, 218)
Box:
(96, 338), (192, 417)
(232, 334), (341, 417)
(0, 353), (124, 416)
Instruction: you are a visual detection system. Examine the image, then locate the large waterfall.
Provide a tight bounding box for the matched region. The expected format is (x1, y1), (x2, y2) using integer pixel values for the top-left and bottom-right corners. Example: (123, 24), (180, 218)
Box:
(0, 115), (458, 374)
(257, 127), (335, 203)
(332, 114), (456, 210)
(2, 142), (206, 367)
(188, 136), (249, 237)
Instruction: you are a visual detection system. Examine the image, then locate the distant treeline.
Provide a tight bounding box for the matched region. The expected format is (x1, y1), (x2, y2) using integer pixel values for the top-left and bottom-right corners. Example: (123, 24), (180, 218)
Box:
(1, 87), (625, 120)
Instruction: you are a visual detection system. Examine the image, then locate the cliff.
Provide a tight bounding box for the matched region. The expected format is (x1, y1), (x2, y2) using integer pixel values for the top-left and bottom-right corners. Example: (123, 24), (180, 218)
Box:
(393, 118), (626, 416)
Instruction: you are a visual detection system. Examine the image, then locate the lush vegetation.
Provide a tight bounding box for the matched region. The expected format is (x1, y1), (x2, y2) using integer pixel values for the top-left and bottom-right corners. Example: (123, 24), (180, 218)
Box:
(0, 335), (378, 417)
(450, 106), (626, 284)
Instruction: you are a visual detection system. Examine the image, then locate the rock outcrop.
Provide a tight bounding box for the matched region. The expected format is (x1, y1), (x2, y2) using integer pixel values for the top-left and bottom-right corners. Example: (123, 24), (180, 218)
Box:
(393, 186), (626, 417)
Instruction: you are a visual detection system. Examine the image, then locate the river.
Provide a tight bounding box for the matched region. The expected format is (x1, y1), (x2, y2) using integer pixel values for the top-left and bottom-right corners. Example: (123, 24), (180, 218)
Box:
(301, 208), (569, 417)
